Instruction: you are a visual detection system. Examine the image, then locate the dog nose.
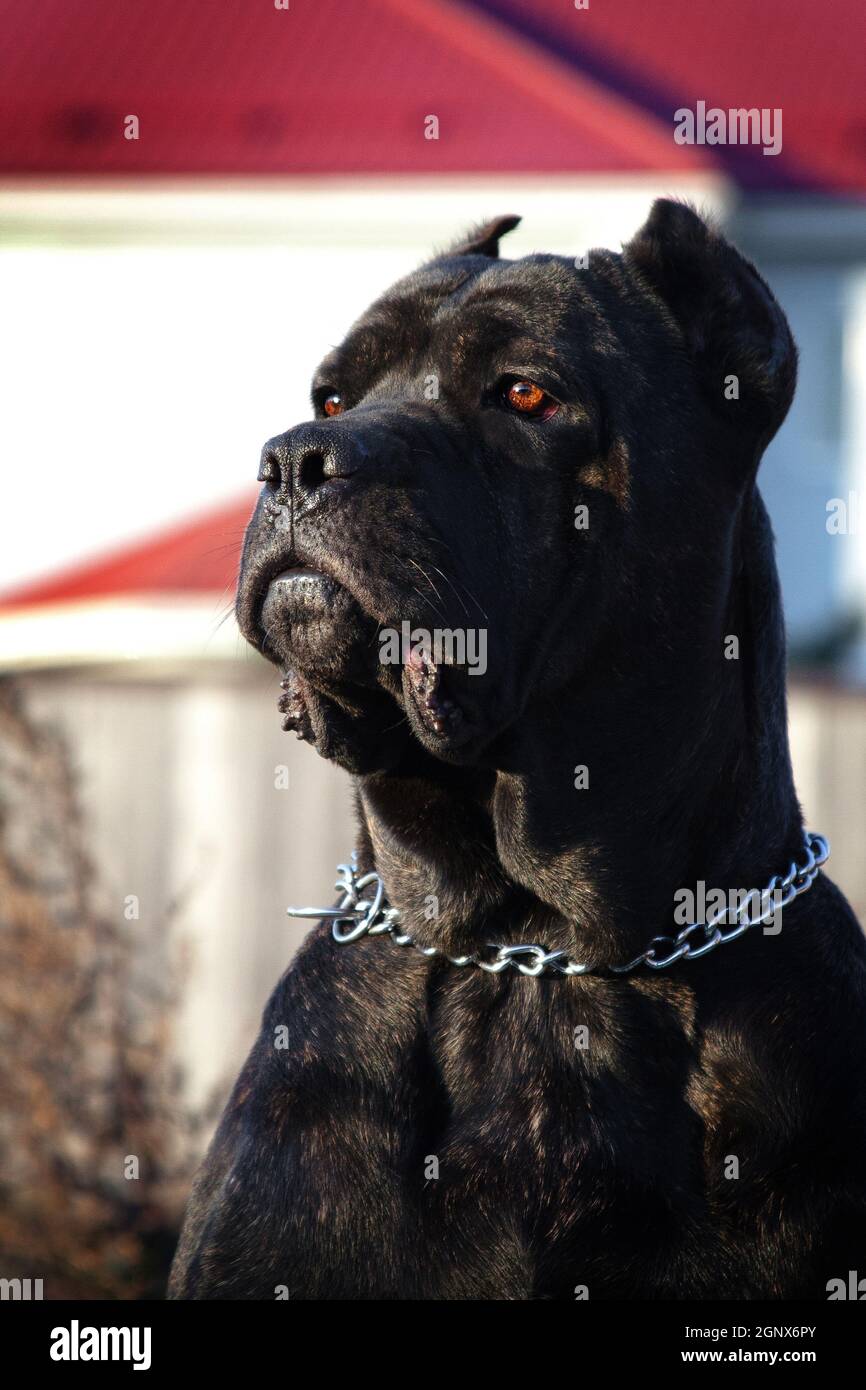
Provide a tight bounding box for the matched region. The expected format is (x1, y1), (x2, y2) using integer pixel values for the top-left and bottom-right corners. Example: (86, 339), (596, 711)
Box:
(258, 425), (362, 504)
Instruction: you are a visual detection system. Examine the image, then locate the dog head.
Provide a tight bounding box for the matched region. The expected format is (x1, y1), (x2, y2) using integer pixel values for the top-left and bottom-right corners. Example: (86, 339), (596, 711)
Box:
(236, 200), (795, 775)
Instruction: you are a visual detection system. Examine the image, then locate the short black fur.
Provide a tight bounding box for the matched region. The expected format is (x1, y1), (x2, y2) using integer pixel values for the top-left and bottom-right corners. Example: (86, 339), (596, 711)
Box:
(170, 202), (866, 1300)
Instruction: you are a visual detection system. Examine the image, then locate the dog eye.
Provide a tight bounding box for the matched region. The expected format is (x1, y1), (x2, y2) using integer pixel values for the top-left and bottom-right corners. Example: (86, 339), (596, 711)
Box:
(501, 378), (558, 419)
(322, 392), (345, 417)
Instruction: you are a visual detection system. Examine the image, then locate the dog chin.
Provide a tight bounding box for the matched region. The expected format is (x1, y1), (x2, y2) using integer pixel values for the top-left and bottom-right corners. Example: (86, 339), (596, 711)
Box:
(256, 575), (492, 766)
(277, 667), (411, 774)
(277, 652), (489, 772)
(258, 570), (376, 685)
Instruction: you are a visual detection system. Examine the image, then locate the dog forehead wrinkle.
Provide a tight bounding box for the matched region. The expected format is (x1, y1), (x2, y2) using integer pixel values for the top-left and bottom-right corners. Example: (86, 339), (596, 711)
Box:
(324, 315), (429, 386)
(434, 298), (571, 375)
(337, 268), (493, 380)
(363, 268), (478, 333)
(340, 261), (589, 390)
(453, 260), (624, 362)
(324, 279), (460, 384)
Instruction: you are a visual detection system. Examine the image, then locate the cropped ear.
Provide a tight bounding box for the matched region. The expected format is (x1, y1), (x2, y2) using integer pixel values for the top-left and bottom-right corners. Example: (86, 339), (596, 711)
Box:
(440, 214), (521, 259)
(623, 199), (796, 452)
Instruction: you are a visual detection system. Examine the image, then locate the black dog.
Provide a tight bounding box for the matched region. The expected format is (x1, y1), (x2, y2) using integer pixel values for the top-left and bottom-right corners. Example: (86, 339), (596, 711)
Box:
(170, 202), (866, 1300)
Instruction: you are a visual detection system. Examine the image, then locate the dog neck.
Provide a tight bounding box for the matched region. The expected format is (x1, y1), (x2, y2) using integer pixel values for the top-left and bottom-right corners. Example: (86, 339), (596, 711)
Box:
(355, 493), (803, 970)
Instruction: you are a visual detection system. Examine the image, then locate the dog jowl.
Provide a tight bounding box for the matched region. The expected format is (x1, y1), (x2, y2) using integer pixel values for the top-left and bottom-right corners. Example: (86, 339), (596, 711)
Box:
(171, 203), (866, 1300)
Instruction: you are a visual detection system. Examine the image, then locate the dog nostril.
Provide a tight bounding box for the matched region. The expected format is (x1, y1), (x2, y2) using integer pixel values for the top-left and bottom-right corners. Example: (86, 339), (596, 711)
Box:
(258, 450), (282, 492)
(298, 450), (328, 492)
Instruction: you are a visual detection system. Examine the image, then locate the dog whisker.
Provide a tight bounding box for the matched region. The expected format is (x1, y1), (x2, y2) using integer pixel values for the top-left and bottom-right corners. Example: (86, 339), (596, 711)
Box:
(405, 557), (448, 618)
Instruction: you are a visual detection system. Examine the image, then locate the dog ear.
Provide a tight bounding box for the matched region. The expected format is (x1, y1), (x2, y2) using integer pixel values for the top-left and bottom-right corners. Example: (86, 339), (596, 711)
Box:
(442, 214), (521, 259)
(623, 199), (796, 453)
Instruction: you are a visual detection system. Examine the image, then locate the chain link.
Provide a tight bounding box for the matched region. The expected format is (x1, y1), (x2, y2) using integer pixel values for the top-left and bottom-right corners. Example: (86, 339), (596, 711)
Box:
(285, 831), (829, 978)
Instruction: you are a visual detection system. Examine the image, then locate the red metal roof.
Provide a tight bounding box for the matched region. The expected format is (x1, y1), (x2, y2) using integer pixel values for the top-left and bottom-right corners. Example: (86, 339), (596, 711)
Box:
(0, 0), (809, 181)
(0, 0), (702, 176)
(0, 495), (256, 611)
(482, 0), (866, 193)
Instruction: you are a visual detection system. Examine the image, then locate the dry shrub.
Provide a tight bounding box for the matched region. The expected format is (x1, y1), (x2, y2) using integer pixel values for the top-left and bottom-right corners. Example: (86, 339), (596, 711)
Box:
(0, 680), (198, 1299)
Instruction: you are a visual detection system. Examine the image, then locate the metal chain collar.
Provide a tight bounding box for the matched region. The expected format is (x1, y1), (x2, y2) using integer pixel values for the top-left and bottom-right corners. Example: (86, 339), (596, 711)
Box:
(286, 830), (829, 978)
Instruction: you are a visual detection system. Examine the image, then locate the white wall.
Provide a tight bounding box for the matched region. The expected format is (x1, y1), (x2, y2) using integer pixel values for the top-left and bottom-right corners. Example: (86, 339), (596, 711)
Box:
(0, 177), (727, 594)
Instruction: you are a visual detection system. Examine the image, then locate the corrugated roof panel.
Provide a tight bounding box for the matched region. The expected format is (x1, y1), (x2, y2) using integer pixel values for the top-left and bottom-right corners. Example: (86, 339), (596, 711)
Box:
(0, 0), (710, 174)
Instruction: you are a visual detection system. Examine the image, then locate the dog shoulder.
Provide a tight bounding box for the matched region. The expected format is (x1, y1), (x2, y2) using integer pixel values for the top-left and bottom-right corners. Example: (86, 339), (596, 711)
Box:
(168, 926), (432, 1298)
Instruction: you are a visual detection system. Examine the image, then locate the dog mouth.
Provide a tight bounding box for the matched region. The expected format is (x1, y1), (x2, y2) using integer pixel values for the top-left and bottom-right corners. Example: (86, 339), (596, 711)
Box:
(263, 563), (340, 607)
(278, 644), (469, 746)
(242, 551), (477, 754)
(255, 559), (351, 664)
(402, 645), (465, 740)
(278, 668), (315, 740)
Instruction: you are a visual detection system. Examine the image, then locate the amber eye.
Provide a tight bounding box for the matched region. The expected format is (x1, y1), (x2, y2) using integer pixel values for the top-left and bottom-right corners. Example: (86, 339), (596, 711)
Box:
(502, 379), (557, 418)
(323, 393), (344, 417)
